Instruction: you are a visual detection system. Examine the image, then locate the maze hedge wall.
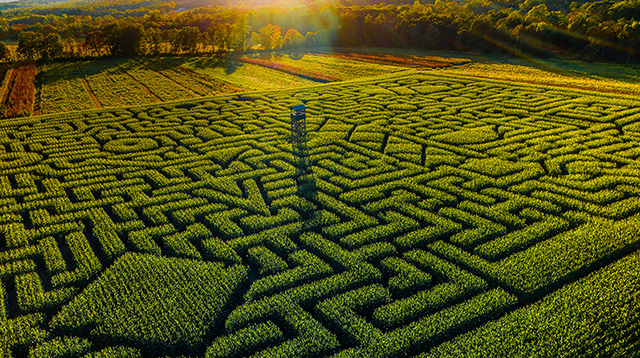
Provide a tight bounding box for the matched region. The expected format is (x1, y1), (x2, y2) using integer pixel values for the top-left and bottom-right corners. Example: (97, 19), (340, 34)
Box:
(0, 70), (639, 357)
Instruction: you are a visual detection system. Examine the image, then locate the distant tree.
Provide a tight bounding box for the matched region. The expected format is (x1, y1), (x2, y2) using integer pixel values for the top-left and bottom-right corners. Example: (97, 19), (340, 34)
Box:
(314, 29), (333, 47)
(1, 0), (638, 63)
(283, 28), (304, 49)
(145, 28), (163, 55)
(17, 31), (40, 60)
(42, 24), (55, 35)
(218, 23), (235, 51)
(422, 24), (441, 49)
(524, 4), (551, 24)
(64, 38), (79, 58)
(258, 24), (282, 50)
(304, 31), (316, 47)
(203, 24), (215, 52)
(174, 26), (200, 53)
(616, 20), (640, 62)
(16, 31), (64, 61)
(0, 42), (10, 62)
(231, 15), (250, 51)
(165, 28), (179, 54)
(609, 0), (640, 20)
(103, 21), (145, 57)
(248, 31), (261, 49)
(38, 33), (64, 61)
(84, 31), (108, 56)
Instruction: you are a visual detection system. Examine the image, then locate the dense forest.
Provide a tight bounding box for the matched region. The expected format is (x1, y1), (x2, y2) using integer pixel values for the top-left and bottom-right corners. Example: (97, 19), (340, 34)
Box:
(0, 0), (638, 62)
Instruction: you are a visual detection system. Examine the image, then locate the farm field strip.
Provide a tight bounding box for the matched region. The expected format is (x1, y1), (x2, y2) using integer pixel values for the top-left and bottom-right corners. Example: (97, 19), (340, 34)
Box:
(230, 56), (340, 82)
(1, 63), (36, 118)
(493, 58), (640, 85)
(0, 69), (639, 357)
(117, 59), (195, 102)
(133, 59), (202, 97)
(143, 58), (242, 96)
(77, 59), (159, 108)
(75, 63), (102, 109)
(39, 63), (97, 114)
(0, 64), (9, 101)
(114, 62), (161, 102)
(316, 51), (468, 68)
(176, 57), (317, 90)
(33, 51), (469, 116)
(25, 52), (640, 119)
(438, 62), (640, 96)
(235, 53), (408, 81)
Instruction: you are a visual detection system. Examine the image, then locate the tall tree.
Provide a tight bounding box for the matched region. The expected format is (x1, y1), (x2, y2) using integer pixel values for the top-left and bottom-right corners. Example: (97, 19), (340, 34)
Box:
(39, 33), (64, 61)
(103, 21), (146, 57)
(283, 28), (304, 48)
(174, 27), (200, 53)
(17, 31), (40, 60)
(145, 28), (163, 55)
(258, 24), (282, 50)
(231, 15), (250, 51)
(84, 31), (108, 56)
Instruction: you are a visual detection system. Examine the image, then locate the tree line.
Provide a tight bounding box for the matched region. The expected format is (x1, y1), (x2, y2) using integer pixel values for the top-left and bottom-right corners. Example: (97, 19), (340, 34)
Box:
(0, 0), (638, 63)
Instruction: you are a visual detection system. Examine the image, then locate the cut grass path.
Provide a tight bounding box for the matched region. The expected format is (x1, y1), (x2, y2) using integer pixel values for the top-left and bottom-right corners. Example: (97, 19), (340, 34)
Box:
(134, 59), (201, 97)
(76, 63), (101, 109)
(115, 63), (161, 102)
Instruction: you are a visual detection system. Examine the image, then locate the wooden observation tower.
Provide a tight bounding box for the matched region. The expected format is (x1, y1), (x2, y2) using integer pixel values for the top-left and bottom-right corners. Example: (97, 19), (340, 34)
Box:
(290, 105), (307, 144)
(289, 104), (311, 176)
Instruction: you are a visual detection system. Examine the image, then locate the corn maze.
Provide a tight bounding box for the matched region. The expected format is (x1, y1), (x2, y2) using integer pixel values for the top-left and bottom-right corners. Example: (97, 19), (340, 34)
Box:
(0, 70), (639, 357)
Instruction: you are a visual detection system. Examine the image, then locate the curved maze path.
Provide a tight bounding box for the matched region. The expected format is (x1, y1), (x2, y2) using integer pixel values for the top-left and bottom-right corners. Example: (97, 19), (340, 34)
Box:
(0, 70), (639, 357)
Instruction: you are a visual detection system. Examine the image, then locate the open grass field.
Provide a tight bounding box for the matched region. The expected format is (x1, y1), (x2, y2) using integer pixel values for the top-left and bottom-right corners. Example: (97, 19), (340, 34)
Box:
(439, 62), (640, 96)
(36, 51), (459, 116)
(39, 63), (96, 114)
(33, 50), (640, 119)
(231, 52), (410, 81)
(0, 66), (639, 357)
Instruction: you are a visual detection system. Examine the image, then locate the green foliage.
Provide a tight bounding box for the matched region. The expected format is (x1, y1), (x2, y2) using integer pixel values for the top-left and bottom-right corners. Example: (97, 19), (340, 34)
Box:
(51, 231), (101, 288)
(248, 246), (288, 275)
(103, 21), (146, 57)
(82, 346), (142, 358)
(50, 253), (246, 355)
(316, 285), (390, 346)
(103, 138), (158, 153)
(0, 67), (638, 358)
(380, 257), (431, 295)
(17, 32), (63, 61)
(373, 250), (487, 329)
(433, 126), (499, 145)
(424, 250), (640, 358)
(16, 272), (77, 313)
(0, 42), (10, 62)
(364, 289), (517, 357)
(244, 250), (332, 301)
(29, 336), (91, 358)
(474, 215), (569, 260)
(205, 322), (283, 358)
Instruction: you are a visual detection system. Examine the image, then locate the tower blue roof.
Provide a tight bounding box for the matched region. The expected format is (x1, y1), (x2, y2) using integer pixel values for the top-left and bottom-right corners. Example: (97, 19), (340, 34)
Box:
(290, 105), (306, 111)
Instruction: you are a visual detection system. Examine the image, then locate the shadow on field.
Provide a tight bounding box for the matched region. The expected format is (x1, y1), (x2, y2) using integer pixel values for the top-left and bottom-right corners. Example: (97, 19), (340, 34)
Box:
(285, 50), (305, 60)
(41, 59), (121, 85)
(188, 57), (241, 75)
(293, 140), (317, 221)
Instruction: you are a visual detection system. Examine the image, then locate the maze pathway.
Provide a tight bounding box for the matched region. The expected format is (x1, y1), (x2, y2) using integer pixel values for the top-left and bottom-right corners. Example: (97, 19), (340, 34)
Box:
(0, 70), (639, 357)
